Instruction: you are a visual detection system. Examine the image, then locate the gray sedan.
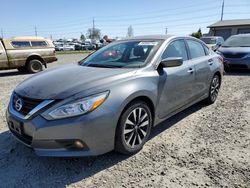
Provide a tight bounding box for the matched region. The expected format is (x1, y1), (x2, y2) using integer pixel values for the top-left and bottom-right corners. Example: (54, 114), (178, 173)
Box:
(6, 35), (223, 157)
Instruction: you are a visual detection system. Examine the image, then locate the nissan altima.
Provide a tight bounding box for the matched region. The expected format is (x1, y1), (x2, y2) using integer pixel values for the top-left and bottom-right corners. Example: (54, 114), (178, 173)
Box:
(6, 35), (223, 157)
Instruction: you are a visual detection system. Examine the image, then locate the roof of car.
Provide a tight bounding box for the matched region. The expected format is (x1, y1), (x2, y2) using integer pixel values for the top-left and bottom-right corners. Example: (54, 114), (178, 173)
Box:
(9, 36), (46, 40)
(121, 35), (175, 40)
(201, 36), (223, 38)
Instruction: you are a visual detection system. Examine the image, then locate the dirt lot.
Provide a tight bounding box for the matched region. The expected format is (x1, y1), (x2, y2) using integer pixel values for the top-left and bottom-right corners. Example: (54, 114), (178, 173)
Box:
(0, 54), (250, 188)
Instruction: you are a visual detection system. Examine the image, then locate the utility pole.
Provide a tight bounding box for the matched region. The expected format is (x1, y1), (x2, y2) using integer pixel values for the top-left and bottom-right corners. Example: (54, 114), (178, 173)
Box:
(165, 27), (168, 35)
(34, 26), (37, 37)
(92, 18), (95, 40)
(1, 29), (3, 38)
(221, 0), (225, 21)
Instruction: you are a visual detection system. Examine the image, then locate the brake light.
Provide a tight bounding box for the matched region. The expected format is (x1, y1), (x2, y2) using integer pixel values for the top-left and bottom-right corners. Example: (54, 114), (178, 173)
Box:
(218, 56), (224, 64)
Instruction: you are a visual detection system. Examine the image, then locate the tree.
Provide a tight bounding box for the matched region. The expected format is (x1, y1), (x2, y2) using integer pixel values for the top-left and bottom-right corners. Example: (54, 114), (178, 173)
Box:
(191, 28), (202, 39)
(87, 28), (101, 40)
(80, 34), (86, 42)
(127, 25), (134, 37)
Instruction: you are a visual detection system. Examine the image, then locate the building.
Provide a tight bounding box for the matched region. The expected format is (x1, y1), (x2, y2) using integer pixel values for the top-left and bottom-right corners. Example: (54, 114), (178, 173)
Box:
(207, 19), (250, 40)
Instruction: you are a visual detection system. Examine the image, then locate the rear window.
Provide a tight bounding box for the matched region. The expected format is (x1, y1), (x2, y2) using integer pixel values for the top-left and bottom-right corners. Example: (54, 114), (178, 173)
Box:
(31, 41), (47, 47)
(187, 40), (206, 59)
(11, 41), (31, 48)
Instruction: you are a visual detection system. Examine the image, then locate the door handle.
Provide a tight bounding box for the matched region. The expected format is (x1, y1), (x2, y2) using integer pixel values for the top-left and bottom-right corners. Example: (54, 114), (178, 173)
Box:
(208, 59), (213, 65)
(187, 68), (194, 74)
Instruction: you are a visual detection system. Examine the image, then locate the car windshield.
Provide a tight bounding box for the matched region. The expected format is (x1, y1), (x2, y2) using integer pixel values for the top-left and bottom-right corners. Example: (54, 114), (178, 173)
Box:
(80, 40), (162, 68)
(222, 35), (250, 47)
(201, 37), (217, 44)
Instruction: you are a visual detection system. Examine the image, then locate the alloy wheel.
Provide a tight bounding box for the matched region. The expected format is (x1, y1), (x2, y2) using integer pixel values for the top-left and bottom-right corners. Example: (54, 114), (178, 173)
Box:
(123, 107), (150, 149)
(210, 76), (220, 102)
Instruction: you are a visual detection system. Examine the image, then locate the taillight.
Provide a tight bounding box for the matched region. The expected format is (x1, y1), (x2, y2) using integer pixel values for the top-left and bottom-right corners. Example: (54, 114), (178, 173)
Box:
(218, 56), (224, 64)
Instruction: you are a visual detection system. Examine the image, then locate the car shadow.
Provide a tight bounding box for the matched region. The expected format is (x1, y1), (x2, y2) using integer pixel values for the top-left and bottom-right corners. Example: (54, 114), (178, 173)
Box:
(0, 102), (206, 187)
(0, 70), (31, 77)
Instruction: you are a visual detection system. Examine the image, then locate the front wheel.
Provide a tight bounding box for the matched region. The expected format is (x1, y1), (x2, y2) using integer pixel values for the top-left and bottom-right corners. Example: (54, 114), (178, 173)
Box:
(115, 101), (152, 155)
(204, 74), (221, 104)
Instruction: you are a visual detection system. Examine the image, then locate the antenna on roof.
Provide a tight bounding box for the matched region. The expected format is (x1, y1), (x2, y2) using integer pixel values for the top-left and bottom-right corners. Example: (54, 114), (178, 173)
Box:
(221, 0), (225, 21)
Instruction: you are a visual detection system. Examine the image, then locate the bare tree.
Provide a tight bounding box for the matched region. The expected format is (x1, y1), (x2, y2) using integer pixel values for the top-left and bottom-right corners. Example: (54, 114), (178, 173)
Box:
(127, 25), (134, 37)
(80, 33), (86, 42)
(87, 28), (101, 40)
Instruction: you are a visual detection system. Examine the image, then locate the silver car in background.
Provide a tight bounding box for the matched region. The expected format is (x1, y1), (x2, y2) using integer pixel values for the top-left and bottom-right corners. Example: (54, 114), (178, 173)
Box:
(6, 35), (223, 157)
(201, 36), (224, 51)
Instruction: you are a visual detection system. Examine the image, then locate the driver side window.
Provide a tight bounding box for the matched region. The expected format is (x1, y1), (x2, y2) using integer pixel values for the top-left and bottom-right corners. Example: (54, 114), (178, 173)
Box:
(162, 40), (188, 61)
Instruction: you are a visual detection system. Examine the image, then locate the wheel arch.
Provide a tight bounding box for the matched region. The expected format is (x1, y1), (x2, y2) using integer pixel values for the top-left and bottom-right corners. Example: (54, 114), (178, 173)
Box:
(214, 71), (222, 84)
(25, 54), (44, 66)
(118, 94), (156, 127)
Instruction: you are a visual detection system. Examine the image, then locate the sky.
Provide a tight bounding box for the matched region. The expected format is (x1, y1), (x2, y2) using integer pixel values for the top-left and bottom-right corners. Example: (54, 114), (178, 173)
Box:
(0, 0), (250, 40)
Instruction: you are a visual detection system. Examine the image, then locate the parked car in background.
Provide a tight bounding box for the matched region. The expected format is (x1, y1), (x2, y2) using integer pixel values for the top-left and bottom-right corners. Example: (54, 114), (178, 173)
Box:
(63, 44), (75, 51)
(83, 42), (95, 50)
(55, 43), (64, 51)
(6, 35), (223, 157)
(201, 36), (224, 51)
(217, 34), (250, 71)
(0, 36), (57, 73)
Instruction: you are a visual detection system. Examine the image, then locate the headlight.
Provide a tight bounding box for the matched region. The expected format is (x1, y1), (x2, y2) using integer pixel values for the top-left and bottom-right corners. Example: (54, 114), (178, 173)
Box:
(244, 53), (250, 58)
(48, 91), (109, 119)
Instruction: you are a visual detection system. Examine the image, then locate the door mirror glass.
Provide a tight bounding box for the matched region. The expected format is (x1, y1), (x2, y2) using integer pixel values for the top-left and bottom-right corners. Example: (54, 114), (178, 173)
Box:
(160, 57), (183, 68)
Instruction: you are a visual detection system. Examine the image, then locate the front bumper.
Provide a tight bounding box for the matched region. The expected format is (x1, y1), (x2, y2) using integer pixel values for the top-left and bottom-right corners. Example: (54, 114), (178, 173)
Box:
(223, 57), (250, 70)
(6, 104), (117, 157)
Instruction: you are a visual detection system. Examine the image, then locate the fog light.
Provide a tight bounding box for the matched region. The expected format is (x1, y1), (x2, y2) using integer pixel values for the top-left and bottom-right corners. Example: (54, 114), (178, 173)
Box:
(74, 140), (85, 149)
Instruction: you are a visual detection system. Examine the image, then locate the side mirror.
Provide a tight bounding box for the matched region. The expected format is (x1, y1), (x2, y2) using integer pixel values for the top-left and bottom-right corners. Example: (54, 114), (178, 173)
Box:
(159, 57), (183, 68)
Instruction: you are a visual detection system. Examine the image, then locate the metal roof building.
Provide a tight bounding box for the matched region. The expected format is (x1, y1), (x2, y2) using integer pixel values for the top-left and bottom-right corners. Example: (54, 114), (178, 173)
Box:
(207, 19), (250, 40)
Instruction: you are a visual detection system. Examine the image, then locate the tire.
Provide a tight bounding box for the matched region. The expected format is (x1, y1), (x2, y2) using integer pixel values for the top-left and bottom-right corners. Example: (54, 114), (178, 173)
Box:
(115, 100), (153, 155)
(204, 74), (221, 104)
(17, 66), (27, 73)
(27, 59), (43, 73)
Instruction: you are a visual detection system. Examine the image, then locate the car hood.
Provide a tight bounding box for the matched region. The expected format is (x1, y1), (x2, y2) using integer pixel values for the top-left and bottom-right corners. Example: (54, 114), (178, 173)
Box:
(218, 46), (250, 54)
(15, 65), (137, 99)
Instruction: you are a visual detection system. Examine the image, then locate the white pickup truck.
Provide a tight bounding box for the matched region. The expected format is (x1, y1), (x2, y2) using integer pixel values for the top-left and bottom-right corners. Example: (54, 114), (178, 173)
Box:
(0, 36), (57, 73)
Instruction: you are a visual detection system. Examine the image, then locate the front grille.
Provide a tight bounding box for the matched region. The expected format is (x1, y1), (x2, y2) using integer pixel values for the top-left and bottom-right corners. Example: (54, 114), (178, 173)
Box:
(223, 53), (247, 59)
(12, 93), (43, 116)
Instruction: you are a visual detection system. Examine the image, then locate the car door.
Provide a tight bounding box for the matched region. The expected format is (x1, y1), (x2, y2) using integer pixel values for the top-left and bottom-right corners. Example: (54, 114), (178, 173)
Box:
(186, 40), (211, 98)
(157, 39), (195, 119)
(0, 41), (8, 68)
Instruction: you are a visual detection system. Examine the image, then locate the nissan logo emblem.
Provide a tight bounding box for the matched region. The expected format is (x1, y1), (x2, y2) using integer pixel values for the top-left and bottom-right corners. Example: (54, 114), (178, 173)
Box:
(15, 98), (23, 112)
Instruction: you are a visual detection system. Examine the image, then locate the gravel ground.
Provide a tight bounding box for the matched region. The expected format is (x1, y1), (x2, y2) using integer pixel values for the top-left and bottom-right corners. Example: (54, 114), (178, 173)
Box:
(0, 54), (250, 188)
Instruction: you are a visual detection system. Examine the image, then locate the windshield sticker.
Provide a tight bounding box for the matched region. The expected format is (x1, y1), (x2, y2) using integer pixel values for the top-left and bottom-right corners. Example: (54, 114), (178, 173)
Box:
(138, 42), (158, 46)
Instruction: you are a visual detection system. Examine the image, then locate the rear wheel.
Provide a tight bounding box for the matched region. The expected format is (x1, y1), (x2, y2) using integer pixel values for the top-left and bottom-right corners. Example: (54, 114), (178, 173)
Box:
(27, 59), (43, 73)
(115, 101), (152, 155)
(205, 74), (221, 104)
